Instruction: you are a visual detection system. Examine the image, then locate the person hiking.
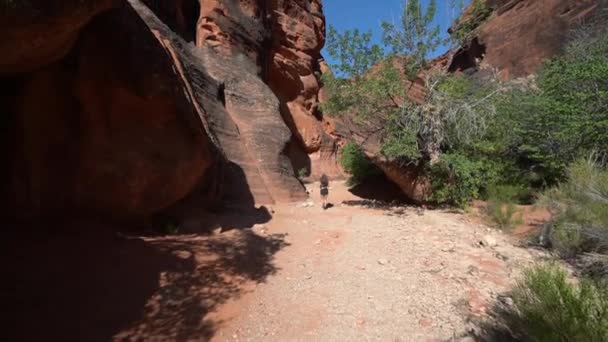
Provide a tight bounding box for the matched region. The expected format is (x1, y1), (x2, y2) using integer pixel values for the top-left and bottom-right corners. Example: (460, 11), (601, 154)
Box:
(320, 173), (329, 209)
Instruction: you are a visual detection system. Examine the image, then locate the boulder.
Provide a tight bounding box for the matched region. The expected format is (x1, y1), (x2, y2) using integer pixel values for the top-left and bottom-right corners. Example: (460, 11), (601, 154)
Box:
(1, 2), (219, 221)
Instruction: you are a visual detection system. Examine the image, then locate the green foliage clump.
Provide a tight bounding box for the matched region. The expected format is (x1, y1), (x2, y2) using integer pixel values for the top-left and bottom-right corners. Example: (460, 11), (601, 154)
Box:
(297, 168), (308, 179)
(502, 24), (608, 184)
(428, 153), (487, 208)
(486, 184), (526, 230)
(158, 216), (180, 235)
(380, 0), (444, 77)
(326, 26), (384, 79)
(323, 0), (445, 118)
(339, 142), (378, 186)
(539, 158), (608, 258)
(506, 263), (608, 341)
(427, 148), (522, 209)
(453, 0), (492, 43)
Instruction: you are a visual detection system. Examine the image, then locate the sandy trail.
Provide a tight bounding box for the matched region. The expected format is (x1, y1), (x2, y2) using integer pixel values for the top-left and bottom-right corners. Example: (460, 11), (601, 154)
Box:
(208, 181), (541, 341)
(2, 181), (543, 341)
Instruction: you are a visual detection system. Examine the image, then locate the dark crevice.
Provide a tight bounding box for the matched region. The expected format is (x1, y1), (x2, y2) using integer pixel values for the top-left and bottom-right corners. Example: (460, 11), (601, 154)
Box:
(143, 0), (200, 42)
(347, 173), (413, 205)
(181, 0), (200, 42)
(217, 82), (226, 107)
(448, 37), (487, 73)
(259, 0), (273, 82)
(560, 6), (572, 16)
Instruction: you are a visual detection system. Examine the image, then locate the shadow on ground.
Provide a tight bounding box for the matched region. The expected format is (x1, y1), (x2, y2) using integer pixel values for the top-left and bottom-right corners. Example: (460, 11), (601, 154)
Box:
(0, 220), (288, 341)
(348, 174), (413, 204)
(449, 301), (522, 342)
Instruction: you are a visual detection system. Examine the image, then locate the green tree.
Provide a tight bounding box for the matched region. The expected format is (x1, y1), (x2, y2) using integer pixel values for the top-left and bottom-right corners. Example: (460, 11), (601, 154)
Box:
(323, 0), (478, 163)
(323, 0), (503, 203)
(380, 0), (444, 78)
(498, 17), (608, 184)
(325, 26), (384, 79)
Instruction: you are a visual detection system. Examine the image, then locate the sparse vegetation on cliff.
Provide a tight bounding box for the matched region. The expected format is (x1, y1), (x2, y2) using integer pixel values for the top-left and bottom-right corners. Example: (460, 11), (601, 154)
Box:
(453, 0), (492, 43)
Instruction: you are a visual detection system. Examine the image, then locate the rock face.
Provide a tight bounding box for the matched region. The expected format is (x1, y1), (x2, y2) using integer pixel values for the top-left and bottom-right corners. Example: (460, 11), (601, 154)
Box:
(344, 0), (606, 202)
(450, 0), (604, 78)
(267, 0), (326, 154)
(195, 0), (342, 180)
(1, 0), (336, 222)
(1, 1), (220, 221)
(0, 0), (119, 73)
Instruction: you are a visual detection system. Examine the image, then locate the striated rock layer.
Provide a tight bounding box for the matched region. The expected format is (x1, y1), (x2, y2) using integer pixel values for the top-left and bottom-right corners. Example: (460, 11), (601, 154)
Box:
(450, 0), (604, 77)
(195, 0), (341, 179)
(1, 0), (339, 222)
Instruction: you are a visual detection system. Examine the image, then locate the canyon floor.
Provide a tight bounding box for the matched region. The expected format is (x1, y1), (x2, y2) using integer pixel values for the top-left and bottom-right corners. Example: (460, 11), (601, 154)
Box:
(3, 181), (548, 341)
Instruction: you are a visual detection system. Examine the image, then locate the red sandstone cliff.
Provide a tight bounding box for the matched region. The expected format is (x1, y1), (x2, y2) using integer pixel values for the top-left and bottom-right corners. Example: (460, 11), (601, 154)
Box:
(0, 0), (334, 222)
(2, 0), (603, 219)
(449, 0), (604, 77)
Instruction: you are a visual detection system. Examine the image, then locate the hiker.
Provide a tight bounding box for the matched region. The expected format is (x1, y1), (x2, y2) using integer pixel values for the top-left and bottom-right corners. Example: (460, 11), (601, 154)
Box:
(320, 173), (329, 209)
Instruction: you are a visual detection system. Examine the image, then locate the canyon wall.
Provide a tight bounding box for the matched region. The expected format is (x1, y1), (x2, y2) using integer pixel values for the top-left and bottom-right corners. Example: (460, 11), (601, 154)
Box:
(2, 0), (601, 218)
(450, 0), (604, 77)
(1, 1), (220, 221)
(0, 0), (337, 222)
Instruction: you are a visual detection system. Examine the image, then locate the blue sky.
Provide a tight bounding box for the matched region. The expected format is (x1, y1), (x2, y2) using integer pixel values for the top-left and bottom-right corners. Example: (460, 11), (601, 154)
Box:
(321, 0), (470, 64)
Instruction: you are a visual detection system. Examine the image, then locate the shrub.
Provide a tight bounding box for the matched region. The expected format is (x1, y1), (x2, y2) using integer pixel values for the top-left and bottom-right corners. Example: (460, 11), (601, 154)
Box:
(485, 184), (525, 230)
(539, 157), (608, 258)
(339, 142), (378, 185)
(158, 216), (180, 235)
(500, 20), (608, 185)
(297, 168), (308, 179)
(428, 153), (486, 208)
(506, 263), (608, 341)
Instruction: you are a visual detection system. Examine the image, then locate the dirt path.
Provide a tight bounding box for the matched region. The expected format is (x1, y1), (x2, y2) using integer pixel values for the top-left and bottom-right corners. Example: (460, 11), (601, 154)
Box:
(2, 181), (544, 341)
(207, 181), (543, 341)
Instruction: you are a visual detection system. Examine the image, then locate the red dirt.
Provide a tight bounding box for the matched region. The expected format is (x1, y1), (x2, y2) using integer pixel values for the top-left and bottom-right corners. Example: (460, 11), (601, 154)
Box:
(1, 182), (547, 341)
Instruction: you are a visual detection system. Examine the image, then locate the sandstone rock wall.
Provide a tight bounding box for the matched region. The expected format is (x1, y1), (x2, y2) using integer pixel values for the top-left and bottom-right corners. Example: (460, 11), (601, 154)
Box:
(196, 0), (342, 180)
(450, 0), (604, 78)
(1, 0), (338, 222)
(0, 2), (221, 221)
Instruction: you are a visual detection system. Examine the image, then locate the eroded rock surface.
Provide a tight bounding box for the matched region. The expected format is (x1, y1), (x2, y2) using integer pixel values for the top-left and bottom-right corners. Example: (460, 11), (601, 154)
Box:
(1, 0), (333, 221)
(1, 3), (221, 220)
(451, 0), (604, 78)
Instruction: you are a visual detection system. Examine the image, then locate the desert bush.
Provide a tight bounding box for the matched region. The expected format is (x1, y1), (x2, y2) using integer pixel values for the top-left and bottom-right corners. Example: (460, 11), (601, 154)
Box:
(499, 19), (608, 185)
(427, 149), (517, 208)
(506, 263), (608, 341)
(297, 168), (308, 179)
(428, 153), (486, 208)
(485, 184), (526, 230)
(339, 142), (378, 186)
(539, 157), (608, 258)
(157, 216), (180, 235)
